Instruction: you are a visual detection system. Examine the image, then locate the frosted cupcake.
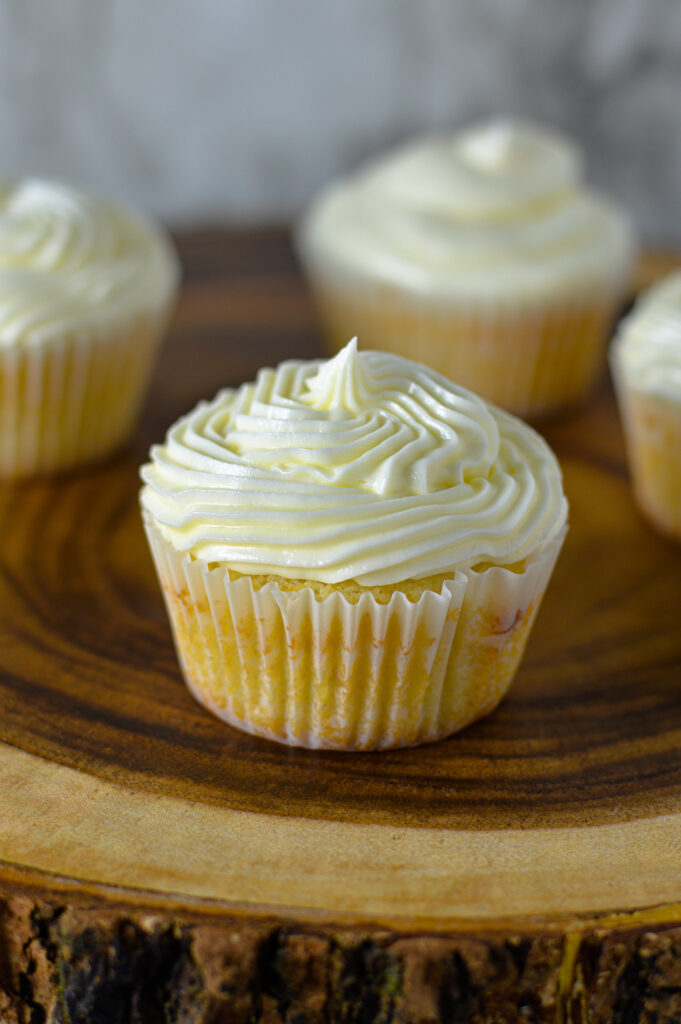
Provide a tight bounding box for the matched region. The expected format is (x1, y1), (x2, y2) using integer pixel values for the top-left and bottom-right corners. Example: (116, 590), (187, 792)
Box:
(0, 179), (179, 479)
(611, 271), (681, 541)
(298, 120), (635, 419)
(141, 340), (567, 750)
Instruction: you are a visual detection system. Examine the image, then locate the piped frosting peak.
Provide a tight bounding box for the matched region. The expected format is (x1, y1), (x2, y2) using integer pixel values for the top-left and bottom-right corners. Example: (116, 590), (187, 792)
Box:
(141, 343), (567, 585)
(302, 337), (370, 413)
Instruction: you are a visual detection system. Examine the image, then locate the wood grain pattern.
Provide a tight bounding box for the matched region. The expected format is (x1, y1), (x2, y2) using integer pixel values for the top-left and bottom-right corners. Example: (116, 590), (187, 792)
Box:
(1, 235), (681, 1022)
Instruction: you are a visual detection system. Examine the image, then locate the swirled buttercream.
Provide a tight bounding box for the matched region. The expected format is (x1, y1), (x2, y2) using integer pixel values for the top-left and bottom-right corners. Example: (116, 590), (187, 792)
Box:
(298, 120), (634, 302)
(613, 271), (681, 400)
(0, 179), (179, 346)
(141, 341), (568, 585)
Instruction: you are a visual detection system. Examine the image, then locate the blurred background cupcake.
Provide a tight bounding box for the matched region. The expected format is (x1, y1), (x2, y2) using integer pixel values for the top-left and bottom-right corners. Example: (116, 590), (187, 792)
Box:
(0, 179), (179, 479)
(4, 6), (681, 392)
(611, 271), (681, 541)
(297, 120), (636, 420)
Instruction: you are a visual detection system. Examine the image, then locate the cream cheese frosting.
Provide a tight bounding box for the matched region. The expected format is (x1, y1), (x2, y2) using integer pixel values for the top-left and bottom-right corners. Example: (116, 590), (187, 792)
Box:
(613, 271), (681, 401)
(298, 120), (635, 304)
(0, 179), (179, 346)
(140, 340), (568, 585)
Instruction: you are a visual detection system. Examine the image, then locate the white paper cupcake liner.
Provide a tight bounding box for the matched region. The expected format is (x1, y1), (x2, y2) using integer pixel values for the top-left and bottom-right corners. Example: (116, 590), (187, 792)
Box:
(0, 311), (169, 479)
(611, 350), (681, 541)
(304, 270), (623, 420)
(144, 515), (566, 750)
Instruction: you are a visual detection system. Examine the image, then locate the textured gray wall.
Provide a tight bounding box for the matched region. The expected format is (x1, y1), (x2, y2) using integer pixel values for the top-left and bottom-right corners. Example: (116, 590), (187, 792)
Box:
(1, 0), (681, 243)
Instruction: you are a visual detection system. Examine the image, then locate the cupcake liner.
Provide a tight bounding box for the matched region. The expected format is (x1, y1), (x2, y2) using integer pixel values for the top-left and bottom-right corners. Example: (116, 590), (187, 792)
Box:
(144, 516), (566, 751)
(611, 356), (681, 541)
(306, 272), (620, 420)
(0, 310), (170, 480)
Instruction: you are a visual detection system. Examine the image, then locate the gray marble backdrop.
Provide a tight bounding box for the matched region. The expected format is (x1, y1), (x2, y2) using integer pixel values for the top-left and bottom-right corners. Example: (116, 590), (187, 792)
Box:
(1, 0), (680, 243)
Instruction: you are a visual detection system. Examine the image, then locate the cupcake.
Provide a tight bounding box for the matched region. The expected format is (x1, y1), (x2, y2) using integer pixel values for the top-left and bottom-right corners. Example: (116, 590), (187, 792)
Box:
(297, 120), (635, 420)
(611, 271), (681, 541)
(140, 340), (567, 750)
(0, 179), (179, 479)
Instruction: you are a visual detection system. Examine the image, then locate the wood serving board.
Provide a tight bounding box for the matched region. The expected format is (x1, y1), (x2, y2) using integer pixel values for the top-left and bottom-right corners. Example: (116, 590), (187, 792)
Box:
(1, 235), (681, 1024)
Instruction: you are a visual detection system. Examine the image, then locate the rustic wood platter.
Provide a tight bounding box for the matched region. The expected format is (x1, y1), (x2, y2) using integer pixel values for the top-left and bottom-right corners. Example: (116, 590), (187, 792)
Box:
(1, 234), (681, 1023)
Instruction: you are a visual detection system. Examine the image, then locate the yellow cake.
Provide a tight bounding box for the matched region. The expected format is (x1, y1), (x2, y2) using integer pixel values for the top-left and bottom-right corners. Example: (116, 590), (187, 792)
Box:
(140, 341), (568, 750)
(611, 271), (681, 541)
(297, 121), (635, 420)
(0, 179), (179, 479)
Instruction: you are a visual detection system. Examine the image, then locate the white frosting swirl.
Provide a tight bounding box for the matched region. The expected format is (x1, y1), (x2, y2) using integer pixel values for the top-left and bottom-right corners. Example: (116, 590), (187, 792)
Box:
(298, 120), (635, 303)
(0, 179), (179, 346)
(141, 341), (568, 585)
(612, 270), (681, 401)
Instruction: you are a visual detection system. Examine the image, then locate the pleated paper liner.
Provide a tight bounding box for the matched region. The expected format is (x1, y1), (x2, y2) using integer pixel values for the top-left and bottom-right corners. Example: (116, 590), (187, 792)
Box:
(611, 351), (681, 542)
(307, 274), (622, 420)
(145, 515), (566, 751)
(0, 311), (169, 480)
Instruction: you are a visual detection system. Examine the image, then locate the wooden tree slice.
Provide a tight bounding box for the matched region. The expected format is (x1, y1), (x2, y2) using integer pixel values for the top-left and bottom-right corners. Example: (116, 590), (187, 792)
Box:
(1, 236), (681, 1023)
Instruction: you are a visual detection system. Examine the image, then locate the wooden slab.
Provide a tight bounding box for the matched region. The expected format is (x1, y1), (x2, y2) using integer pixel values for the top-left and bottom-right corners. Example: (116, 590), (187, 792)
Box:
(1, 235), (681, 1022)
